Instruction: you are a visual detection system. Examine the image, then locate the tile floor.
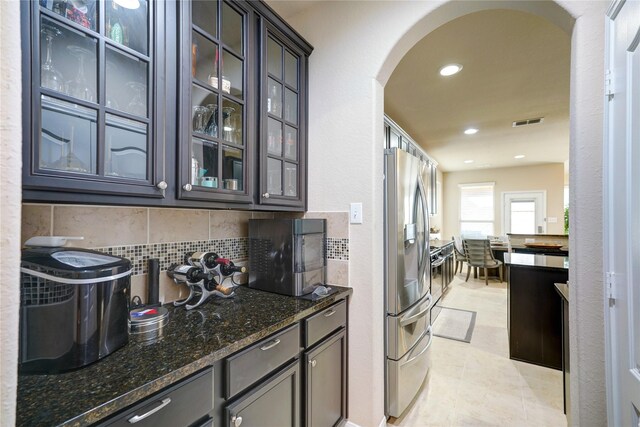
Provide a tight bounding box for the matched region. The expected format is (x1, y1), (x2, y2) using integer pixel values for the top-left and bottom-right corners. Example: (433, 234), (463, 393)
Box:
(388, 274), (566, 427)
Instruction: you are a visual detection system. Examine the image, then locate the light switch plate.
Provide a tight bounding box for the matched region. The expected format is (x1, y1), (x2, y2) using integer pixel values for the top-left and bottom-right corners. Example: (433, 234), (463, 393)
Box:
(350, 203), (363, 224)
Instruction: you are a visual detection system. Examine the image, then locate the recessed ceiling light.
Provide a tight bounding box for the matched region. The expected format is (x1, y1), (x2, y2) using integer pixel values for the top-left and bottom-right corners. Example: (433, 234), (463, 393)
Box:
(464, 128), (478, 135)
(439, 64), (463, 77)
(464, 160), (474, 164)
(514, 154), (525, 159)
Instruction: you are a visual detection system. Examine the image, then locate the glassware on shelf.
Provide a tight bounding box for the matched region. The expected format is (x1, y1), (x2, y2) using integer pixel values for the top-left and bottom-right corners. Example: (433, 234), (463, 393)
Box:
(41, 23), (64, 93)
(222, 106), (235, 141)
(49, 127), (90, 173)
(204, 104), (217, 136)
(193, 106), (212, 133)
(126, 82), (147, 117)
(66, 45), (95, 102)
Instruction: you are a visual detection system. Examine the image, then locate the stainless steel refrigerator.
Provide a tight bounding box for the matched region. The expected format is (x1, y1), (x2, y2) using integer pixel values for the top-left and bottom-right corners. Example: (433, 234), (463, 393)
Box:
(384, 148), (433, 418)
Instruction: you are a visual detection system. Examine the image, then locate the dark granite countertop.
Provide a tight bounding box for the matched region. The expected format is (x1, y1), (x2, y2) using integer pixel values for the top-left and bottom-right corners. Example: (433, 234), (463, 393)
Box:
(17, 285), (352, 427)
(555, 282), (569, 301)
(504, 253), (569, 270)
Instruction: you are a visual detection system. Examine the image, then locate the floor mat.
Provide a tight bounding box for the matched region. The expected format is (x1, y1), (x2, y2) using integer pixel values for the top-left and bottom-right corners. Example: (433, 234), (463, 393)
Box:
(432, 306), (477, 343)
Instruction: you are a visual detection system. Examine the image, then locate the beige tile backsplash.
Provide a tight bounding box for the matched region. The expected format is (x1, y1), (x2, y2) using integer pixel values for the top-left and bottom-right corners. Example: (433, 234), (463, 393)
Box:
(21, 204), (52, 245)
(22, 204), (350, 303)
(149, 208), (209, 243)
(53, 205), (147, 248)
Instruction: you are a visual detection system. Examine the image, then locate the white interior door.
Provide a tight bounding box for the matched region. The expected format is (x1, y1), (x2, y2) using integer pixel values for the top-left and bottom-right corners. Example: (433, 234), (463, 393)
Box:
(502, 191), (546, 234)
(604, 1), (640, 426)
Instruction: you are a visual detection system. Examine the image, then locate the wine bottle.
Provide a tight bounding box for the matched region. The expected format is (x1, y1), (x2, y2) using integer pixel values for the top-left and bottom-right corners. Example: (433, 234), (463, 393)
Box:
(219, 259), (247, 276)
(167, 264), (210, 283)
(185, 252), (220, 270)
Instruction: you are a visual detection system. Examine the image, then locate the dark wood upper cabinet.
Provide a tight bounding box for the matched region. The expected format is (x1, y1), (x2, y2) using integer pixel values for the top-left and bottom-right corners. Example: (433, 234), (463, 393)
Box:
(22, 0), (168, 199)
(22, 0), (312, 211)
(177, 0), (254, 204)
(257, 21), (307, 208)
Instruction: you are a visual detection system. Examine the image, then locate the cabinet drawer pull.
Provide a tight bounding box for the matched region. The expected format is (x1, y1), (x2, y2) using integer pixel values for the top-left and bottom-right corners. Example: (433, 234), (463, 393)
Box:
(260, 338), (281, 351)
(156, 181), (167, 190)
(231, 415), (243, 427)
(183, 183), (193, 191)
(127, 398), (171, 424)
(309, 359), (317, 367)
(323, 309), (336, 317)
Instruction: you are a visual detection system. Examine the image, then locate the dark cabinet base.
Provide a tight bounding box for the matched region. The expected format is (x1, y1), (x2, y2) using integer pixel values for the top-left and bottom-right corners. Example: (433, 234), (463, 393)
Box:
(507, 265), (566, 370)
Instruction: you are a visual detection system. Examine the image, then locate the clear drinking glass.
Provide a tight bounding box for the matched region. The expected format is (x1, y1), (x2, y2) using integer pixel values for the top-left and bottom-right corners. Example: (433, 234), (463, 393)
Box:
(193, 106), (211, 133)
(66, 45), (95, 101)
(41, 23), (64, 92)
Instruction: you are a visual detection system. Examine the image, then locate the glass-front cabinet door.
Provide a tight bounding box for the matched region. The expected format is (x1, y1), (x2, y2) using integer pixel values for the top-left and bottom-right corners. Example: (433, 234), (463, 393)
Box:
(178, 0), (252, 203)
(24, 0), (165, 198)
(259, 23), (306, 208)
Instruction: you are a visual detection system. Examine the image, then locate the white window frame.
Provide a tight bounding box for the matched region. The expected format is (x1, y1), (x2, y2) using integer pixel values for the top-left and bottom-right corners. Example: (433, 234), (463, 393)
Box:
(458, 182), (495, 237)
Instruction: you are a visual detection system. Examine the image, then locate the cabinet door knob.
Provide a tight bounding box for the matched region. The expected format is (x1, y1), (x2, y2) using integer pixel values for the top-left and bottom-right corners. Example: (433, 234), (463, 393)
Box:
(262, 192), (270, 199)
(156, 181), (168, 190)
(310, 359), (317, 367)
(183, 183), (193, 191)
(231, 415), (243, 427)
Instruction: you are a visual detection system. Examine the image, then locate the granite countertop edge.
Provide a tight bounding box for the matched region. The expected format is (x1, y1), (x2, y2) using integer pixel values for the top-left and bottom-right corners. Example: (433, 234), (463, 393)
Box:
(18, 286), (353, 427)
(503, 253), (568, 271)
(555, 283), (569, 301)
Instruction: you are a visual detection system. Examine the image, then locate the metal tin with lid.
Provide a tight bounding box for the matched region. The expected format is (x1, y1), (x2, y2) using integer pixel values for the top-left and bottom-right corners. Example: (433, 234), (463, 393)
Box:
(129, 306), (169, 342)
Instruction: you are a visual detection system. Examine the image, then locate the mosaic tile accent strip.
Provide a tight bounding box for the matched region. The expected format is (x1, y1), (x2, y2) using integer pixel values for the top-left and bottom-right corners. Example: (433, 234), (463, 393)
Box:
(326, 238), (349, 261)
(92, 237), (350, 276)
(93, 238), (249, 276)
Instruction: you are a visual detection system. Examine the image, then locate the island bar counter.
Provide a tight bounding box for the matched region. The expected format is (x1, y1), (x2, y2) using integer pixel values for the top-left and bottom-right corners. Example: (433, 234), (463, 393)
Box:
(504, 253), (568, 370)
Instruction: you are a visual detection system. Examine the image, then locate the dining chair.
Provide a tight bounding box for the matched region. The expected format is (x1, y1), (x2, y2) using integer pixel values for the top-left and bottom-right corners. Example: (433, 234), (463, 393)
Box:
(462, 238), (503, 285)
(452, 235), (468, 274)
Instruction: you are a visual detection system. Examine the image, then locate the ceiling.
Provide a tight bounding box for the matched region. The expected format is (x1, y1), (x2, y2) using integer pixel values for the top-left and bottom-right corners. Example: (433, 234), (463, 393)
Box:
(385, 9), (570, 172)
(266, 4), (571, 173)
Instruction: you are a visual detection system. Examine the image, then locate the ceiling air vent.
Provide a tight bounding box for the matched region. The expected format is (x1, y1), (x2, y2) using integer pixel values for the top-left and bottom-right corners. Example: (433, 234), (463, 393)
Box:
(512, 117), (544, 127)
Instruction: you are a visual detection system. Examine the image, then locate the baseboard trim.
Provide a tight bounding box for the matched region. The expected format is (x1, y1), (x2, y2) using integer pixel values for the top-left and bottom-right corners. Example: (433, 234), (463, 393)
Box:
(344, 415), (387, 427)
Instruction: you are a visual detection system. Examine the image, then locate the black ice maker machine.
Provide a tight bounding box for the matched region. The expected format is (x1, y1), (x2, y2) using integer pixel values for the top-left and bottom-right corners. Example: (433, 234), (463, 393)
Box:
(19, 247), (132, 373)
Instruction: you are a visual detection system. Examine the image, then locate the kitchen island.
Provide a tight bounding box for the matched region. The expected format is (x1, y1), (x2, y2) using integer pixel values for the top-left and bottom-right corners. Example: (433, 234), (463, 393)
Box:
(504, 253), (568, 370)
(17, 285), (352, 426)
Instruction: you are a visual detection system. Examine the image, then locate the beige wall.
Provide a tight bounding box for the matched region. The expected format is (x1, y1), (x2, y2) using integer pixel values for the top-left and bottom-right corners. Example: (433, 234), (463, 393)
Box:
(0, 1), (21, 425)
(281, 1), (605, 426)
(442, 163), (565, 239)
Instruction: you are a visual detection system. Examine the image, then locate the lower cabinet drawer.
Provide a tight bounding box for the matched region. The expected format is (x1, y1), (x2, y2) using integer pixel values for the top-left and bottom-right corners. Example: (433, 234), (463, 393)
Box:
(102, 368), (213, 427)
(226, 360), (300, 427)
(303, 300), (346, 348)
(226, 324), (300, 399)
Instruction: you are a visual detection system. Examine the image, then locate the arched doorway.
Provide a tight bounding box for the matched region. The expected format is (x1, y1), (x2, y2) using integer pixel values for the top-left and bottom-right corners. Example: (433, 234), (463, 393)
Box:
(267, 1), (606, 426)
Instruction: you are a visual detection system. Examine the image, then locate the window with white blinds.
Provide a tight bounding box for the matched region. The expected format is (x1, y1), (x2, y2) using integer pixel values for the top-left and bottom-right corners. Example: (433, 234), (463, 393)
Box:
(459, 182), (495, 237)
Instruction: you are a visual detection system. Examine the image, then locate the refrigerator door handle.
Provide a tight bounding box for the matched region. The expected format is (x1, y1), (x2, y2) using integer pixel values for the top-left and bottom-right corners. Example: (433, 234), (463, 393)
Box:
(399, 294), (433, 327)
(404, 223), (417, 245)
(400, 326), (433, 367)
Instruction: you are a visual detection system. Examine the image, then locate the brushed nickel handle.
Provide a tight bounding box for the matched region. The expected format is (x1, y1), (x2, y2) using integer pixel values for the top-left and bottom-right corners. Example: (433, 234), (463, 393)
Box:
(260, 338), (280, 351)
(262, 192), (270, 198)
(323, 309), (336, 317)
(156, 181), (167, 190)
(231, 415), (243, 427)
(128, 398), (171, 423)
(183, 183), (193, 191)
(309, 359), (317, 367)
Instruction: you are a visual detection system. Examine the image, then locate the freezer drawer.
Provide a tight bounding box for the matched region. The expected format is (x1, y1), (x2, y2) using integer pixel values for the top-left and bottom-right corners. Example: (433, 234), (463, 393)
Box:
(386, 292), (433, 360)
(386, 326), (433, 418)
